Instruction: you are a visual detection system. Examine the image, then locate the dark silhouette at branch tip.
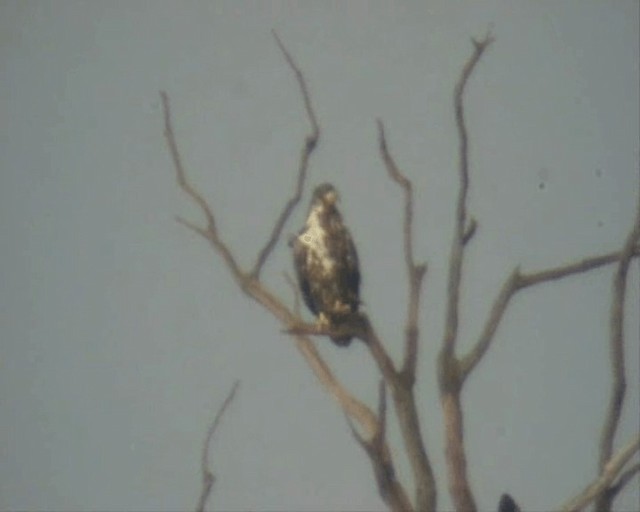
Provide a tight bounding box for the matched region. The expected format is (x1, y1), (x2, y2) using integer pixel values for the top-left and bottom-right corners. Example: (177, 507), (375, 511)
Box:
(498, 493), (521, 512)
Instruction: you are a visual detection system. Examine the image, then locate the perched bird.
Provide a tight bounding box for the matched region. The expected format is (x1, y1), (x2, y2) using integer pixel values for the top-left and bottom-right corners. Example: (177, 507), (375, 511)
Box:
(291, 183), (361, 346)
(498, 493), (521, 512)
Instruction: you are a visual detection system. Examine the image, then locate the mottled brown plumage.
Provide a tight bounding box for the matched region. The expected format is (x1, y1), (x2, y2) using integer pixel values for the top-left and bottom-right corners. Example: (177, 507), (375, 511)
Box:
(291, 183), (360, 345)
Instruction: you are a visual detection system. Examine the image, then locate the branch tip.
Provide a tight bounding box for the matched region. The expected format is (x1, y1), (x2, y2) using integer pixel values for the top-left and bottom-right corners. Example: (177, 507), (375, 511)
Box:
(251, 31), (319, 278)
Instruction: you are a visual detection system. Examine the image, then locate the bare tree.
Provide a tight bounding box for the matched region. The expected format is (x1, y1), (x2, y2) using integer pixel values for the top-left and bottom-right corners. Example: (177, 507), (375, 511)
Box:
(161, 31), (640, 512)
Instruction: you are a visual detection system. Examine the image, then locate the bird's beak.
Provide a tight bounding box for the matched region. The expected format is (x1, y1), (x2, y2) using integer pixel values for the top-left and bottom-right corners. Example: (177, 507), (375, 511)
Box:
(325, 190), (338, 205)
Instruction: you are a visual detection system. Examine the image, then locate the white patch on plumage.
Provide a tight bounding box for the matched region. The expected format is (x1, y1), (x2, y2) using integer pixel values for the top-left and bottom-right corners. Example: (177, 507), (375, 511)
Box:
(291, 183), (360, 346)
(300, 204), (334, 274)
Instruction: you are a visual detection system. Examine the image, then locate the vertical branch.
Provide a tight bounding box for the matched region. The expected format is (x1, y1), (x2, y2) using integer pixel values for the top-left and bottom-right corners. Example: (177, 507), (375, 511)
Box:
(376, 120), (435, 510)
(346, 381), (414, 512)
(196, 381), (240, 512)
(362, 321), (437, 512)
(438, 33), (493, 512)
(594, 194), (640, 511)
(161, 91), (246, 284)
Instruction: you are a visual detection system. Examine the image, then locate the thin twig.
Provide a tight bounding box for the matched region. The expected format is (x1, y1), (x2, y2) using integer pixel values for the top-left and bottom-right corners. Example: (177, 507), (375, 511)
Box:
(462, 217), (477, 245)
(561, 434), (640, 512)
(460, 245), (640, 382)
(251, 31), (320, 279)
(518, 248), (640, 288)
(459, 268), (521, 381)
(196, 380), (240, 512)
(283, 271), (301, 315)
(161, 91), (245, 282)
(377, 120), (427, 383)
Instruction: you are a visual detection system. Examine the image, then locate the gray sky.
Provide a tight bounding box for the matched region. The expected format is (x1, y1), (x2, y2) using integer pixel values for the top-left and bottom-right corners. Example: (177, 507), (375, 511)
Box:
(1, 1), (638, 511)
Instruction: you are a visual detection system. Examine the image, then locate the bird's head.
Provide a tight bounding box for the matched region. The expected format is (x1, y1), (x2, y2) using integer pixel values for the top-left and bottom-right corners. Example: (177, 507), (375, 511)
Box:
(312, 183), (340, 208)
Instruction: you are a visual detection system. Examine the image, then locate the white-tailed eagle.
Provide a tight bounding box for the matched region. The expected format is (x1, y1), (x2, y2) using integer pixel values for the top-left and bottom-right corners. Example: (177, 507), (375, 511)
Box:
(291, 183), (360, 346)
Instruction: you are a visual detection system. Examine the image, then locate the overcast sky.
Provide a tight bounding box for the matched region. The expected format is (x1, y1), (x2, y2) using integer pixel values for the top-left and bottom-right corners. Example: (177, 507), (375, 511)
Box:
(1, 2), (638, 511)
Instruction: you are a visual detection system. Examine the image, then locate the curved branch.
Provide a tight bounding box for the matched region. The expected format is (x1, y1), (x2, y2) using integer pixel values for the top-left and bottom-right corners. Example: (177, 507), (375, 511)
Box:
(561, 434), (640, 512)
(197, 380), (240, 512)
(460, 245), (640, 381)
(161, 91), (245, 283)
(594, 193), (640, 511)
(459, 267), (520, 381)
(600, 196), (640, 464)
(251, 31), (320, 279)
(377, 119), (427, 383)
(442, 33), (494, 356)
(162, 83), (382, 481)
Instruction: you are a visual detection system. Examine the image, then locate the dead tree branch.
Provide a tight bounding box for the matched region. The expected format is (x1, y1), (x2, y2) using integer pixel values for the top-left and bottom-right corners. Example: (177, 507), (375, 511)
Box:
(196, 380), (240, 512)
(251, 31), (320, 279)
(442, 33), (494, 357)
(438, 32), (494, 512)
(161, 91), (245, 284)
(459, 245), (640, 381)
(356, 319), (436, 511)
(373, 121), (436, 511)
(377, 120), (428, 383)
(347, 381), (413, 512)
(560, 434), (640, 512)
(594, 193), (640, 511)
(162, 36), (410, 511)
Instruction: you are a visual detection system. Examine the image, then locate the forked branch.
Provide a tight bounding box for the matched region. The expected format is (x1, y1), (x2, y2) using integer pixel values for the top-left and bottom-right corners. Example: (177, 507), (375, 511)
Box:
(162, 35), (409, 511)
(459, 244), (640, 381)
(377, 120), (427, 382)
(438, 32), (494, 512)
(561, 434), (640, 512)
(161, 91), (245, 283)
(442, 32), (494, 355)
(196, 380), (240, 512)
(251, 31), (320, 279)
(347, 381), (413, 512)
